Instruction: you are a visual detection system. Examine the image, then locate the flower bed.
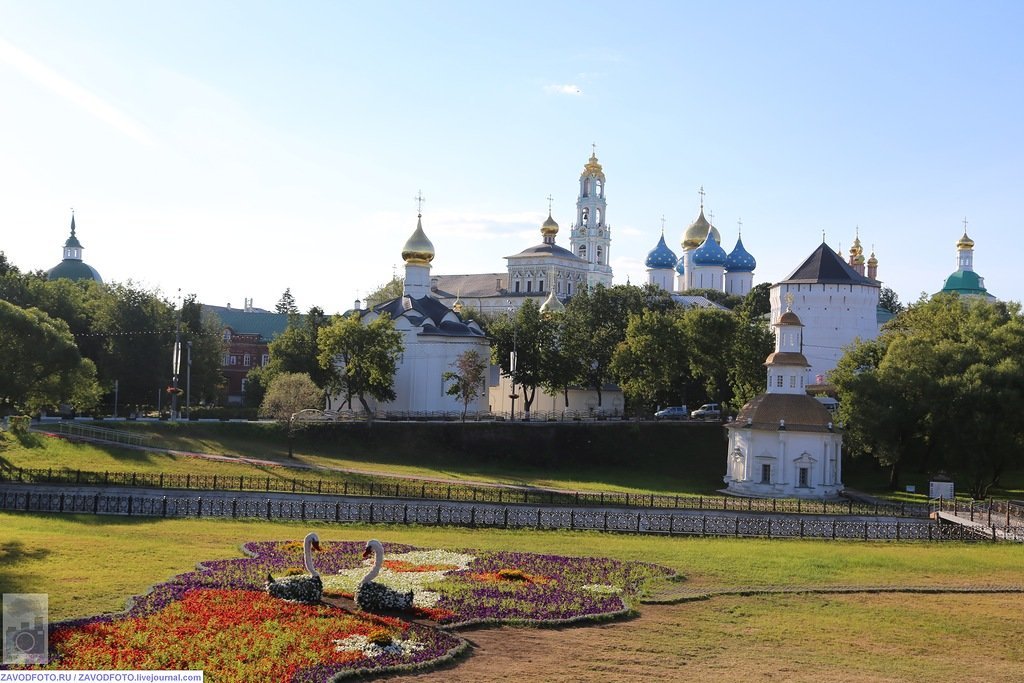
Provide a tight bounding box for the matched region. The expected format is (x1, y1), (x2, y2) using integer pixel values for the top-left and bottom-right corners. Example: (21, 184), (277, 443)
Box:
(26, 540), (674, 681)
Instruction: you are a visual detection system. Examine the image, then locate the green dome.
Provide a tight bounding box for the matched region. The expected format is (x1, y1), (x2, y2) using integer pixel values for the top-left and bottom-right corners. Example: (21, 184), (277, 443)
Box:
(940, 270), (991, 298)
(47, 259), (103, 282)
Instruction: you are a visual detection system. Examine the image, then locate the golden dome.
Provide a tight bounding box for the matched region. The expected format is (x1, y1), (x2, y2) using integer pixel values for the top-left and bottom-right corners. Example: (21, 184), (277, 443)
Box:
(540, 288), (565, 314)
(582, 152), (605, 178)
(849, 236), (864, 258)
(401, 214), (435, 265)
(867, 251), (878, 267)
(682, 209), (721, 250)
(541, 212), (559, 237)
(957, 231), (975, 250)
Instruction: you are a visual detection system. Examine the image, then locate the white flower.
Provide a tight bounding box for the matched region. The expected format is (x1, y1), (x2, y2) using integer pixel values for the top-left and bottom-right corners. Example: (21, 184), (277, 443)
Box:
(333, 634), (425, 658)
(581, 584), (622, 594)
(323, 549), (477, 596)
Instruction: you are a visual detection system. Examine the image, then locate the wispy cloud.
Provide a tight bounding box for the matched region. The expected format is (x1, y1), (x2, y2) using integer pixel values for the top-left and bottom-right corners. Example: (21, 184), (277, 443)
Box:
(0, 38), (154, 146)
(544, 83), (582, 96)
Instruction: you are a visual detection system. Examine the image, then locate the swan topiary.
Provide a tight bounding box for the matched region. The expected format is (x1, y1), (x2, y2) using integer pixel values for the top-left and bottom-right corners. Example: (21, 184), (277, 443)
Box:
(354, 539), (414, 612)
(265, 532), (323, 604)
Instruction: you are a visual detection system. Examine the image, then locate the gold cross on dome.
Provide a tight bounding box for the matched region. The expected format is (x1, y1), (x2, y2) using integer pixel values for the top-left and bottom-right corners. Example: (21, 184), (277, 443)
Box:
(661, 215), (666, 233)
(963, 216), (969, 231)
(737, 218), (743, 236)
(414, 190), (425, 214)
(546, 194), (554, 213)
(698, 185), (706, 208)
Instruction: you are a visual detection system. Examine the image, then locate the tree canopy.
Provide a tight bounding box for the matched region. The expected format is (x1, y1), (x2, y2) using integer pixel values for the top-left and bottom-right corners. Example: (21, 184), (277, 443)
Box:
(832, 294), (1024, 497)
(0, 300), (102, 414)
(443, 348), (489, 421)
(259, 371), (323, 420)
(317, 312), (403, 416)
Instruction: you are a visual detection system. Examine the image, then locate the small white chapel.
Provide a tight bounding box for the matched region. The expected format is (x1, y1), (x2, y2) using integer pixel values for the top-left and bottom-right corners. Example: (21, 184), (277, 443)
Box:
(723, 296), (844, 499)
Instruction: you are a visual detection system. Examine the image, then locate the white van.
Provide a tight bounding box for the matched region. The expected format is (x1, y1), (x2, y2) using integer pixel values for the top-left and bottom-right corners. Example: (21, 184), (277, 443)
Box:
(691, 403), (721, 420)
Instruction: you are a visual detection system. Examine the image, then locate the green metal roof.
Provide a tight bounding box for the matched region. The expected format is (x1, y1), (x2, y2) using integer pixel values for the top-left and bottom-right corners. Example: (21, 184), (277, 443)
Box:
(46, 259), (102, 282)
(204, 305), (293, 341)
(940, 269), (994, 298)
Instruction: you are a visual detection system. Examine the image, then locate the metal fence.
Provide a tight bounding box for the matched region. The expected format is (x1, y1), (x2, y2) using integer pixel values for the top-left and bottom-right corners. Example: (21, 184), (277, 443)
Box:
(3, 489), (1015, 541)
(0, 467), (932, 518)
(32, 422), (152, 446)
(930, 497), (1024, 527)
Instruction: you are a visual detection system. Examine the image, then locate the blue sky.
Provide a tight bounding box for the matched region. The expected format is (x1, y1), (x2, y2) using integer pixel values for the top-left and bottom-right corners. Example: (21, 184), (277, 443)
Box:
(1, 1), (1021, 312)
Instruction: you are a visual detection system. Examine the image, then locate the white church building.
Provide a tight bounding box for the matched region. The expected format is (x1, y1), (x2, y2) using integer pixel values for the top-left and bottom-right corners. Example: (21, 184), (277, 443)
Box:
(644, 191), (757, 298)
(724, 300), (844, 498)
(331, 212), (491, 415)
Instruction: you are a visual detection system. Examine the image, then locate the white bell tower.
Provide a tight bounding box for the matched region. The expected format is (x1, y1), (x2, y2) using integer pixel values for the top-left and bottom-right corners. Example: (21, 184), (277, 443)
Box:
(570, 146), (613, 289)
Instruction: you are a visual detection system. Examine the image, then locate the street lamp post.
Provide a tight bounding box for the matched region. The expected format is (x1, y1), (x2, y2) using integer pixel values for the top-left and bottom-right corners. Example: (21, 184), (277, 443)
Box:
(507, 300), (518, 421)
(171, 290), (182, 420)
(185, 341), (192, 419)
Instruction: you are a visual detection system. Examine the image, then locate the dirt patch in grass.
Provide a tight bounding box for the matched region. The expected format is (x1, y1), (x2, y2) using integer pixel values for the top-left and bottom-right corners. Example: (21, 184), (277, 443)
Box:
(400, 593), (1024, 682)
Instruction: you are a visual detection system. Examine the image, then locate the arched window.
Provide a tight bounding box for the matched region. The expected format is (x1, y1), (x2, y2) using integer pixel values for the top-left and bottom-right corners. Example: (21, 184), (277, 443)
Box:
(539, 280), (544, 292)
(596, 246), (603, 265)
(596, 179), (604, 197)
(582, 179), (589, 197)
(582, 208), (590, 226)
(578, 244), (587, 259)
(596, 208), (603, 226)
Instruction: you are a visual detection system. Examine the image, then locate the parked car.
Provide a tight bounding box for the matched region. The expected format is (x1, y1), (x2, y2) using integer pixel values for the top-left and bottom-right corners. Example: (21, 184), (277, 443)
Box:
(691, 403), (721, 420)
(654, 405), (689, 421)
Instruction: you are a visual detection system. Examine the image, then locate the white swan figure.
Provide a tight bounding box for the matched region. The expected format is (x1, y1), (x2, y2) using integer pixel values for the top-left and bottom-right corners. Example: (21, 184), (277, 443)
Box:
(355, 539), (414, 612)
(266, 532), (323, 604)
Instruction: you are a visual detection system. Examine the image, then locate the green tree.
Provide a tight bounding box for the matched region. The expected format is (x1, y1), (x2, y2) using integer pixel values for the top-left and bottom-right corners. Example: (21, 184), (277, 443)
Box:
(878, 286), (904, 315)
(686, 288), (743, 310)
(259, 372), (323, 420)
(489, 299), (550, 417)
(833, 295), (1024, 496)
(736, 282), (772, 318)
(364, 276), (404, 308)
(264, 306), (340, 404)
(317, 312), (403, 416)
(679, 307), (738, 407)
(275, 288), (299, 315)
(89, 282), (178, 407)
(0, 300), (102, 414)
(728, 309), (775, 410)
(610, 309), (688, 413)
(180, 295), (226, 406)
(538, 310), (581, 409)
(443, 349), (489, 421)
(561, 285), (648, 407)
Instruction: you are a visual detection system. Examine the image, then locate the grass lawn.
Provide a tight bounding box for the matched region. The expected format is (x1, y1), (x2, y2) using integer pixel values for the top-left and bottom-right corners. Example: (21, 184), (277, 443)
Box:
(3, 513), (1023, 621)
(2, 513), (1023, 682)
(1, 424), (730, 495)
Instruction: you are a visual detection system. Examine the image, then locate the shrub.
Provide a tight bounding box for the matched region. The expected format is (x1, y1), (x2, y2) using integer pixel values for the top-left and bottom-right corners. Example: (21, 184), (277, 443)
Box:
(9, 416), (31, 435)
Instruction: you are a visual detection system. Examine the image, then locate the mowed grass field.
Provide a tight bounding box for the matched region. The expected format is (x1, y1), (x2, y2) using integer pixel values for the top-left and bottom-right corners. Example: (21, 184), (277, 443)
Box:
(7, 421), (1021, 499)
(1, 422), (734, 495)
(2, 513), (1023, 682)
